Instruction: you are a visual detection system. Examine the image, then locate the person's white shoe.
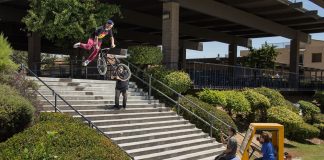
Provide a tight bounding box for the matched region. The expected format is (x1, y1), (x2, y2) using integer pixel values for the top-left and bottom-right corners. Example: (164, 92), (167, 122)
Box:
(82, 60), (90, 66)
(73, 42), (81, 48)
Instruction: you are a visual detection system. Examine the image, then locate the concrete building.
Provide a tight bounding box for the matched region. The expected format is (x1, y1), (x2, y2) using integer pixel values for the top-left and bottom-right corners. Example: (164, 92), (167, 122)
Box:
(240, 40), (324, 70)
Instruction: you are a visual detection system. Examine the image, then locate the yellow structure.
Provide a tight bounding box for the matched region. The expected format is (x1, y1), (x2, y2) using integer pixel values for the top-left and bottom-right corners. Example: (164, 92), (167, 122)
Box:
(240, 123), (284, 160)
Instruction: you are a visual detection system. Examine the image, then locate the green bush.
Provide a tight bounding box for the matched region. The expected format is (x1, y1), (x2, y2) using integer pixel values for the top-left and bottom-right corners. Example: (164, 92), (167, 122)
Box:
(243, 89), (271, 122)
(0, 113), (129, 160)
(198, 89), (227, 107)
(314, 114), (324, 124)
(223, 91), (251, 116)
(163, 71), (192, 96)
(290, 123), (320, 141)
(128, 45), (163, 66)
(179, 95), (237, 140)
(284, 100), (300, 114)
(0, 84), (35, 142)
(267, 106), (304, 139)
(314, 123), (324, 139)
(0, 33), (17, 73)
(314, 91), (324, 113)
(254, 87), (286, 106)
(298, 100), (321, 124)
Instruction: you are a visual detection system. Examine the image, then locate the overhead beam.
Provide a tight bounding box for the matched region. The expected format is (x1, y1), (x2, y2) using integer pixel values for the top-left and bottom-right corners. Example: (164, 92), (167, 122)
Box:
(310, 0), (324, 8)
(179, 0), (310, 42)
(117, 29), (161, 45)
(0, 0), (14, 3)
(119, 9), (251, 47)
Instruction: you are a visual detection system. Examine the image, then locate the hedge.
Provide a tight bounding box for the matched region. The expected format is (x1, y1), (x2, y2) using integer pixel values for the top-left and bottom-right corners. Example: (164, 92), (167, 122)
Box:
(0, 33), (17, 73)
(163, 71), (192, 95)
(254, 87), (286, 106)
(128, 45), (163, 66)
(314, 123), (324, 139)
(267, 106), (306, 140)
(0, 84), (35, 142)
(314, 91), (324, 113)
(179, 95), (237, 140)
(290, 123), (320, 141)
(0, 112), (129, 160)
(198, 89), (227, 107)
(243, 89), (271, 122)
(298, 100), (321, 124)
(223, 91), (251, 116)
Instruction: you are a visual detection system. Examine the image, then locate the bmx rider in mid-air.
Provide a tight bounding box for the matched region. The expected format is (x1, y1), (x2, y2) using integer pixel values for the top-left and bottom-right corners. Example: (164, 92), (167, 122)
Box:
(73, 19), (116, 66)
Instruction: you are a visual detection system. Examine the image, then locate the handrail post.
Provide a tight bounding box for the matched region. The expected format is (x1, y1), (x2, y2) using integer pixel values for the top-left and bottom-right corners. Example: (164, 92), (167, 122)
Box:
(209, 115), (213, 138)
(149, 74), (152, 104)
(54, 92), (57, 113)
(177, 94), (180, 115)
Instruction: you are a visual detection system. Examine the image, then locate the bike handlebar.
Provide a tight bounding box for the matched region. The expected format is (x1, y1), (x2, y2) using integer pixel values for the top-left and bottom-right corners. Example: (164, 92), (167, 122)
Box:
(101, 48), (111, 51)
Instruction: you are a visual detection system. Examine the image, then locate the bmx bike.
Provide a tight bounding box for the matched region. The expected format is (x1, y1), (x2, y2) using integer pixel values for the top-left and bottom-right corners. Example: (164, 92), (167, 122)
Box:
(97, 48), (131, 81)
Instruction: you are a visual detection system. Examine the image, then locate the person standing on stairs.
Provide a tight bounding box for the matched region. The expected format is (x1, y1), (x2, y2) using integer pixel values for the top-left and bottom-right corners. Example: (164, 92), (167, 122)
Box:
(215, 127), (238, 160)
(114, 77), (129, 110)
(73, 19), (116, 66)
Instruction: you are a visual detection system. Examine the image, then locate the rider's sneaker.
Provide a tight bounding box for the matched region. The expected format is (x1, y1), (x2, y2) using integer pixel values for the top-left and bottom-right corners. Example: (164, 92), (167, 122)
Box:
(73, 42), (81, 48)
(82, 60), (90, 67)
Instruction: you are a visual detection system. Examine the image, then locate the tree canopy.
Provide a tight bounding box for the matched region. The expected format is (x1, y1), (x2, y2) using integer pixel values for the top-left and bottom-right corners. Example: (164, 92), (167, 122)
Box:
(244, 43), (280, 69)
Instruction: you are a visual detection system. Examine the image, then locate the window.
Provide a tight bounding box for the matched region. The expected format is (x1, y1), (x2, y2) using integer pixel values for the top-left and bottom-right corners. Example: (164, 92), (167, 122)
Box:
(312, 53), (322, 63)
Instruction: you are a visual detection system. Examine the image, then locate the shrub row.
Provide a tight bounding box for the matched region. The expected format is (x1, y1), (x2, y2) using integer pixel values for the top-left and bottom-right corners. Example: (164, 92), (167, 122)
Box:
(0, 112), (129, 160)
(267, 107), (319, 141)
(0, 84), (35, 142)
(314, 91), (324, 113)
(314, 123), (324, 139)
(179, 95), (237, 140)
(298, 100), (321, 124)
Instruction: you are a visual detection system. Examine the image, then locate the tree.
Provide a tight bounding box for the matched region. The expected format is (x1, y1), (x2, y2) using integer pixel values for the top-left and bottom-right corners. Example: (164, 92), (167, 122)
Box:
(244, 43), (280, 69)
(128, 45), (163, 69)
(22, 0), (121, 50)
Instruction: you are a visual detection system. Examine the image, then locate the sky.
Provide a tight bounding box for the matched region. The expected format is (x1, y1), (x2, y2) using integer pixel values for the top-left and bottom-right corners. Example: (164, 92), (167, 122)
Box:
(186, 0), (324, 59)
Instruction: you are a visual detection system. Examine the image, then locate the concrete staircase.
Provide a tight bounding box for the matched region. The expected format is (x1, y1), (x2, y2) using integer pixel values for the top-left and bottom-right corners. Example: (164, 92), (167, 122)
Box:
(30, 77), (225, 160)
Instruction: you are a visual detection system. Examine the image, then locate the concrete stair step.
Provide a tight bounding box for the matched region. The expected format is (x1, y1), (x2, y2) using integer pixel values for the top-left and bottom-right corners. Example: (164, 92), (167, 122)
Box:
(98, 120), (188, 132)
(73, 111), (177, 120)
(41, 104), (164, 110)
(127, 138), (217, 157)
(120, 133), (208, 150)
(42, 107), (170, 115)
(39, 95), (153, 100)
(35, 90), (148, 96)
(92, 116), (181, 126)
(112, 128), (200, 144)
(29, 77), (136, 84)
(38, 86), (140, 92)
(106, 124), (194, 138)
(133, 143), (220, 160)
(40, 99), (159, 105)
(163, 147), (225, 160)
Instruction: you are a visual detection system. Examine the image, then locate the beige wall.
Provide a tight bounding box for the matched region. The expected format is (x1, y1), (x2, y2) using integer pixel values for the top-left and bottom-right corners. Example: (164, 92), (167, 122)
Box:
(240, 40), (324, 70)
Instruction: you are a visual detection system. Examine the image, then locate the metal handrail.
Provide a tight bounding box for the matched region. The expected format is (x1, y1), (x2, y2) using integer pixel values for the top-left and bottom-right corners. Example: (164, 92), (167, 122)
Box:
(123, 59), (261, 157)
(15, 62), (134, 160)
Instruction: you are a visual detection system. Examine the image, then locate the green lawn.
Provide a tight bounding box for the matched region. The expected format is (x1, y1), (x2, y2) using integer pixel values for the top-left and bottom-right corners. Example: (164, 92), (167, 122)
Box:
(285, 140), (324, 160)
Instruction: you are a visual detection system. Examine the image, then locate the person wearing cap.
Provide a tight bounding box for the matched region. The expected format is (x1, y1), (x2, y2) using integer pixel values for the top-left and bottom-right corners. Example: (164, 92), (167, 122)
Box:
(215, 127), (238, 160)
(73, 20), (116, 66)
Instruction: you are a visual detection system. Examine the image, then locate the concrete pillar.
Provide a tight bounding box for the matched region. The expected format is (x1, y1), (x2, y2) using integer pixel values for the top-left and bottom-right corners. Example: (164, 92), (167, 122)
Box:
(228, 43), (237, 65)
(289, 37), (300, 89)
(179, 47), (187, 70)
(28, 32), (41, 75)
(162, 1), (179, 69)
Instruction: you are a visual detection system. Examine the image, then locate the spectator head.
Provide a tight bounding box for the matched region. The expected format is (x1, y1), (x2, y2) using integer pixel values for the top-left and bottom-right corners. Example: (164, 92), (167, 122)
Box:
(228, 127), (237, 136)
(258, 132), (271, 143)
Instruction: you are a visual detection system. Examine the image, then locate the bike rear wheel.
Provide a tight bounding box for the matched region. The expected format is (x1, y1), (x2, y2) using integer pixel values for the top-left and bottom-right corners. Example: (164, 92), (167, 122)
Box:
(97, 57), (107, 76)
(116, 63), (131, 81)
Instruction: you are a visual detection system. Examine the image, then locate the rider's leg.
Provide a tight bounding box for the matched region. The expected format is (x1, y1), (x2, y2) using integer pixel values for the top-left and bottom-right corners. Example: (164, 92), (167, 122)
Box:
(79, 38), (94, 50)
(115, 89), (121, 108)
(85, 41), (102, 63)
(122, 90), (127, 109)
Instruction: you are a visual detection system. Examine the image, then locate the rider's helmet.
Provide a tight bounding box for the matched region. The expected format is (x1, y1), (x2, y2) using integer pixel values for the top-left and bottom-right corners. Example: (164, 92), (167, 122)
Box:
(107, 19), (114, 25)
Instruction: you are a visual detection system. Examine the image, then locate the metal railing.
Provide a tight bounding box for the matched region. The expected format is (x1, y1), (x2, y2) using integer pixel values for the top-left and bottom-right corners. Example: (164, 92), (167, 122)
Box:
(123, 59), (261, 157)
(14, 62), (134, 160)
(184, 61), (324, 91)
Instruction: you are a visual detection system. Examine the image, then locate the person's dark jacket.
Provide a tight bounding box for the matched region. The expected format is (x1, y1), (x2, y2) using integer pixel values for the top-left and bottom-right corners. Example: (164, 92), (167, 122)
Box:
(116, 80), (129, 91)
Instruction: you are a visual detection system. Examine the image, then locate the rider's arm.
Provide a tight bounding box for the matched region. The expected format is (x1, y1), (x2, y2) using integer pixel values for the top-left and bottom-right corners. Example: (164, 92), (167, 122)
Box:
(111, 36), (115, 48)
(95, 36), (99, 48)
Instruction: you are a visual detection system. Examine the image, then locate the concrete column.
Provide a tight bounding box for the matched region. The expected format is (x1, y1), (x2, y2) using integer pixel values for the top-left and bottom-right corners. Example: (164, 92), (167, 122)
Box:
(289, 37), (300, 88)
(228, 43), (237, 65)
(162, 1), (179, 69)
(179, 47), (187, 70)
(28, 32), (41, 75)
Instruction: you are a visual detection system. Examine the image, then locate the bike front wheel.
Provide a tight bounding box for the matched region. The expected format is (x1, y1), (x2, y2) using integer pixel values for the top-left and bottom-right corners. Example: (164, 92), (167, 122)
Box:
(116, 63), (131, 81)
(97, 57), (107, 76)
